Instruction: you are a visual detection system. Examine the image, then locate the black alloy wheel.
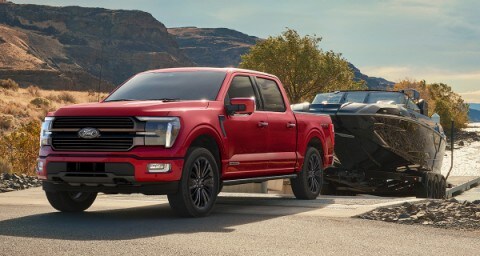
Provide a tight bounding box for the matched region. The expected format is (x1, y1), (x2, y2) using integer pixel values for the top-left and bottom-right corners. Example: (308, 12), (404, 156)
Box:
(291, 147), (323, 200)
(307, 153), (322, 194)
(188, 156), (215, 210)
(168, 147), (219, 217)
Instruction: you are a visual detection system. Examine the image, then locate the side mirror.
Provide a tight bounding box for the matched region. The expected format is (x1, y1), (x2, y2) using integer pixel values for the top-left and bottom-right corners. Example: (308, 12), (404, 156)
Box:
(226, 97), (255, 115)
(417, 99), (428, 116)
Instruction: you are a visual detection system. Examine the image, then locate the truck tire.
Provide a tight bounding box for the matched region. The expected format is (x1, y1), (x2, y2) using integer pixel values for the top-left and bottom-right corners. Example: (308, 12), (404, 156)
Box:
(168, 147), (220, 217)
(291, 147), (323, 200)
(45, 191), (97, 212)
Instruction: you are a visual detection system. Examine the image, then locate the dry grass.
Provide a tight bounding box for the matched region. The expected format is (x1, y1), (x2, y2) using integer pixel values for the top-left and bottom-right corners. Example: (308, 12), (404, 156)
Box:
(0, 79), (19, 91)
(27, 85), (41, 97)
(0, 87), (108, 133)
(0, 87), (109, 175)
(0, 157), (12, 174)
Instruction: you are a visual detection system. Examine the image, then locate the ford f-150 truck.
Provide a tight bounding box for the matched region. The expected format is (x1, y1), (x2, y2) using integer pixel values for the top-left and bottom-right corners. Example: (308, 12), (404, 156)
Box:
(37, 67), (334, 217)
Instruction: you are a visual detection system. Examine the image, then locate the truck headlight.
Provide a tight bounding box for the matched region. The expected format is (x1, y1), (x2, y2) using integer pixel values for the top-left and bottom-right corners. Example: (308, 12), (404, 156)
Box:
(40, 117), (54, 147)
(137, 117), (181, 148)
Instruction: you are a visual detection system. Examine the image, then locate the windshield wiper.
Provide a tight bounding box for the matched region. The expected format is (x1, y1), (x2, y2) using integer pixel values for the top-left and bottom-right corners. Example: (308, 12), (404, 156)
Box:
(104, 99), (139, 102)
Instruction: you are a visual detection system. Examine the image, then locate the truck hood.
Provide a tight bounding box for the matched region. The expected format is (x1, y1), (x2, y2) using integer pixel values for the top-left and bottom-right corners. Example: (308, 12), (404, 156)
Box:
(52, 100), (210, 117)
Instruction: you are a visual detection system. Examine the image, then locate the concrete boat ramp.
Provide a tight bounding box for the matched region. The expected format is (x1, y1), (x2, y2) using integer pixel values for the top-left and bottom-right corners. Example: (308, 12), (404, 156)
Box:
(1, 175), (477, 218)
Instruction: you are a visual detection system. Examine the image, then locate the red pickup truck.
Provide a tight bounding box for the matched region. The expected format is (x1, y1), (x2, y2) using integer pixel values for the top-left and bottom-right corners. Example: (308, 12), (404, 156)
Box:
(37, 67), (334, 217)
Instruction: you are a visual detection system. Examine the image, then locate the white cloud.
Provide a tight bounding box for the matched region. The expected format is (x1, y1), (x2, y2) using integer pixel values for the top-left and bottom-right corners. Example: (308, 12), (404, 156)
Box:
(459, 91), (480, 103)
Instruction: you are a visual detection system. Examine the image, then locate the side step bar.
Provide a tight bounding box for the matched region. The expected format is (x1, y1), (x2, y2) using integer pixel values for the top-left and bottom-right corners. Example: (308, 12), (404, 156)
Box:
(223, 174), (297, 186)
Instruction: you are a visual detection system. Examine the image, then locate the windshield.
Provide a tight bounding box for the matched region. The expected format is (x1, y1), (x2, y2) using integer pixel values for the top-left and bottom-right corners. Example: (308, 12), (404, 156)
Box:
(312, 92), (345, 104)
(366, 92), (406, 104)
(105, 71), (227, 102)
(312, 91), (408, 105)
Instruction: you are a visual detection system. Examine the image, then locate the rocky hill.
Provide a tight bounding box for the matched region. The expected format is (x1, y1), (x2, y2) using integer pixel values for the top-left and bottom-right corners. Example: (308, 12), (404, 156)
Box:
(168, 27), (260, 67)
(169, 26), (393, 89)
(349, 64), (394, 89)
(0, 3), (192, 90)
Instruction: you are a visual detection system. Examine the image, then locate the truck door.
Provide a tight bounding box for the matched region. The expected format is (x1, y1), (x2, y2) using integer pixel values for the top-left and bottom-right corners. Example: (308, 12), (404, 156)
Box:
(255, 77), (297, 172)
(222, 75), (270, 177)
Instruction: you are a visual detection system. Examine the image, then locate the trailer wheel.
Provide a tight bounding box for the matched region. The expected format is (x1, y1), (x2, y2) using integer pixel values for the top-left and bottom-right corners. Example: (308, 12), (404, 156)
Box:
(291, 147), (323, 200)
(415, 173), (446, 199)
(168, 147), (219, 217)
(320, 182), (336, 195)
(415, 173), (430, 198)
(437, 176), (447, 199)
(45, 191), (97, 212)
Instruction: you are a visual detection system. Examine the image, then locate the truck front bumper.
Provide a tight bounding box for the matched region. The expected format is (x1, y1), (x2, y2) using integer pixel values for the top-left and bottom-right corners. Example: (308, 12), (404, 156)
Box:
(37, 153), (184, 195)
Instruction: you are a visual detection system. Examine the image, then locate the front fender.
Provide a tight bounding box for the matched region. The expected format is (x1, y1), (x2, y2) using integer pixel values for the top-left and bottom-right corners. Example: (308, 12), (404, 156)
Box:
(179, 124), (226, 160)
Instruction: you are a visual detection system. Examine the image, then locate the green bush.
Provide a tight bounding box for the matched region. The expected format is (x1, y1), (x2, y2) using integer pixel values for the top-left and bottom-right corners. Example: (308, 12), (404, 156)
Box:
(0, 79), (20, 91)
(30, 97), (51, 108)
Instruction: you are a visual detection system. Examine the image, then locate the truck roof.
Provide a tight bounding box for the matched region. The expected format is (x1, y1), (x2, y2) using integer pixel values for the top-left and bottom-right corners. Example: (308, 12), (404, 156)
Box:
(144, 67), (278, 79)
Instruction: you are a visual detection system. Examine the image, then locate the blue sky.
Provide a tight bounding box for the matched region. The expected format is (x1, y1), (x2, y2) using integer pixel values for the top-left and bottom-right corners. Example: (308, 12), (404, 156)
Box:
(13, 0), (480, 102)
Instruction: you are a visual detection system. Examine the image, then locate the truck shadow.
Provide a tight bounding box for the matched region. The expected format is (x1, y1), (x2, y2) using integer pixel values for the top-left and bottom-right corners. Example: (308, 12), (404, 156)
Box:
(0, 196), (334, 241)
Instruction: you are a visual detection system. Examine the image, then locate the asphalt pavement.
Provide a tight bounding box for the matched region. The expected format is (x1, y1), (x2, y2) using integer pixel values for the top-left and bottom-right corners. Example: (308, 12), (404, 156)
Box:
(0, 188), (479, 255)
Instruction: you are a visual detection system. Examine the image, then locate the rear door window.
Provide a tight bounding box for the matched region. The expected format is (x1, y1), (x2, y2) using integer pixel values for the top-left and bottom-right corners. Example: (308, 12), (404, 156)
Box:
(256, 78), (286, 112)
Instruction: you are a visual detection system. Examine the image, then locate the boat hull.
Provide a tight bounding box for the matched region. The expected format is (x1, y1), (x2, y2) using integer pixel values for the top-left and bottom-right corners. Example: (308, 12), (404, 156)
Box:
(332, 113), (446, 174)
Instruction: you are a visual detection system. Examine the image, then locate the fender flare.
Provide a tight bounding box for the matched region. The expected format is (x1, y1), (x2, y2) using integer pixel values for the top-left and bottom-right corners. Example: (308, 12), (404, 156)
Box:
(180, 124), (227, 160)
(302, 128), (328, 165)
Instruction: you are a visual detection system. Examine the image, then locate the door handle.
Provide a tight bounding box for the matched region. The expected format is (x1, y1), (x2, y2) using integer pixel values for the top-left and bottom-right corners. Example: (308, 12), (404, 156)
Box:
(258, 121), (269, 127)
(286, 122), (296, 128)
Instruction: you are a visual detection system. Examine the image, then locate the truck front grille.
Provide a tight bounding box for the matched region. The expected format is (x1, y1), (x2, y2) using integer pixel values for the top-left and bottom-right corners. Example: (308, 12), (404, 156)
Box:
(51, 117), (139, 151)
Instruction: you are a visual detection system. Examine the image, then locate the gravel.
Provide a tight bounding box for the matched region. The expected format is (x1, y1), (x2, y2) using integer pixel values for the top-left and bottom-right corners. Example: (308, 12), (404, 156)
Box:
(358, 199), (480, 231)
(0, 173), (42, 193)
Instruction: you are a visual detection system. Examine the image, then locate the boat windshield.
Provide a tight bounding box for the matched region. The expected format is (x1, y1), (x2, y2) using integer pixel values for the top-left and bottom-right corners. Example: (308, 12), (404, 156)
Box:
(366, 92), (406, 104)
(312, 92), (345, 104)
(312, 91), (407, 105)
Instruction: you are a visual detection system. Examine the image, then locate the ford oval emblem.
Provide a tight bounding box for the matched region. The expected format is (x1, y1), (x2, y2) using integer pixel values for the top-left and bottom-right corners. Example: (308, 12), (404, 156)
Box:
(78, 127), (101, 139)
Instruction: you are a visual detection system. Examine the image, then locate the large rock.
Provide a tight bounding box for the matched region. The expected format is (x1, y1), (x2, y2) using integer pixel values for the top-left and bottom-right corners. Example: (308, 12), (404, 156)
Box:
(168, 27), (260, 67)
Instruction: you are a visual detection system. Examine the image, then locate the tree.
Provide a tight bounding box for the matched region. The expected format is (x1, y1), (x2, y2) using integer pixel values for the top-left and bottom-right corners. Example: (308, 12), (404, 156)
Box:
(394, 80), (468, 131)
(394, 79), (435, 115)
(239, 28), (365, 103)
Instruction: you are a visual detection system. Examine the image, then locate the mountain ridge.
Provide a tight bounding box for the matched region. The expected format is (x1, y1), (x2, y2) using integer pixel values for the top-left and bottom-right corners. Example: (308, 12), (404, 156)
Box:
(0, 3), (393, 91)
(168, 26), (394, 89)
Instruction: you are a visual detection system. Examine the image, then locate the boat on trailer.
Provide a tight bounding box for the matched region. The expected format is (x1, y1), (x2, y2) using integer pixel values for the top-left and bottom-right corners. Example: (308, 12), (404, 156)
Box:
(292, 90), (447, 198)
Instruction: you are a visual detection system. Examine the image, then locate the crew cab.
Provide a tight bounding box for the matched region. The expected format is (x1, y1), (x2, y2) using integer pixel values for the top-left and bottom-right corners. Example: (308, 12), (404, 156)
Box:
(37, 67), (334, 217)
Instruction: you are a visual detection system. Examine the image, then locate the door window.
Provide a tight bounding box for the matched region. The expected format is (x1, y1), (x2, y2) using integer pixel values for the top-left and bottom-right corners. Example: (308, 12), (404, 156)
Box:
(225, 76), (258, 108)
(256, 78), (286, 112)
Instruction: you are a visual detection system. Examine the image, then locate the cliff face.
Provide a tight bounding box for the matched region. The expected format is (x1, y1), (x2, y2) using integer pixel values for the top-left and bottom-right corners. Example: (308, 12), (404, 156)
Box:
(0, 3), (192, 90)
(168, 27), (260, 67)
